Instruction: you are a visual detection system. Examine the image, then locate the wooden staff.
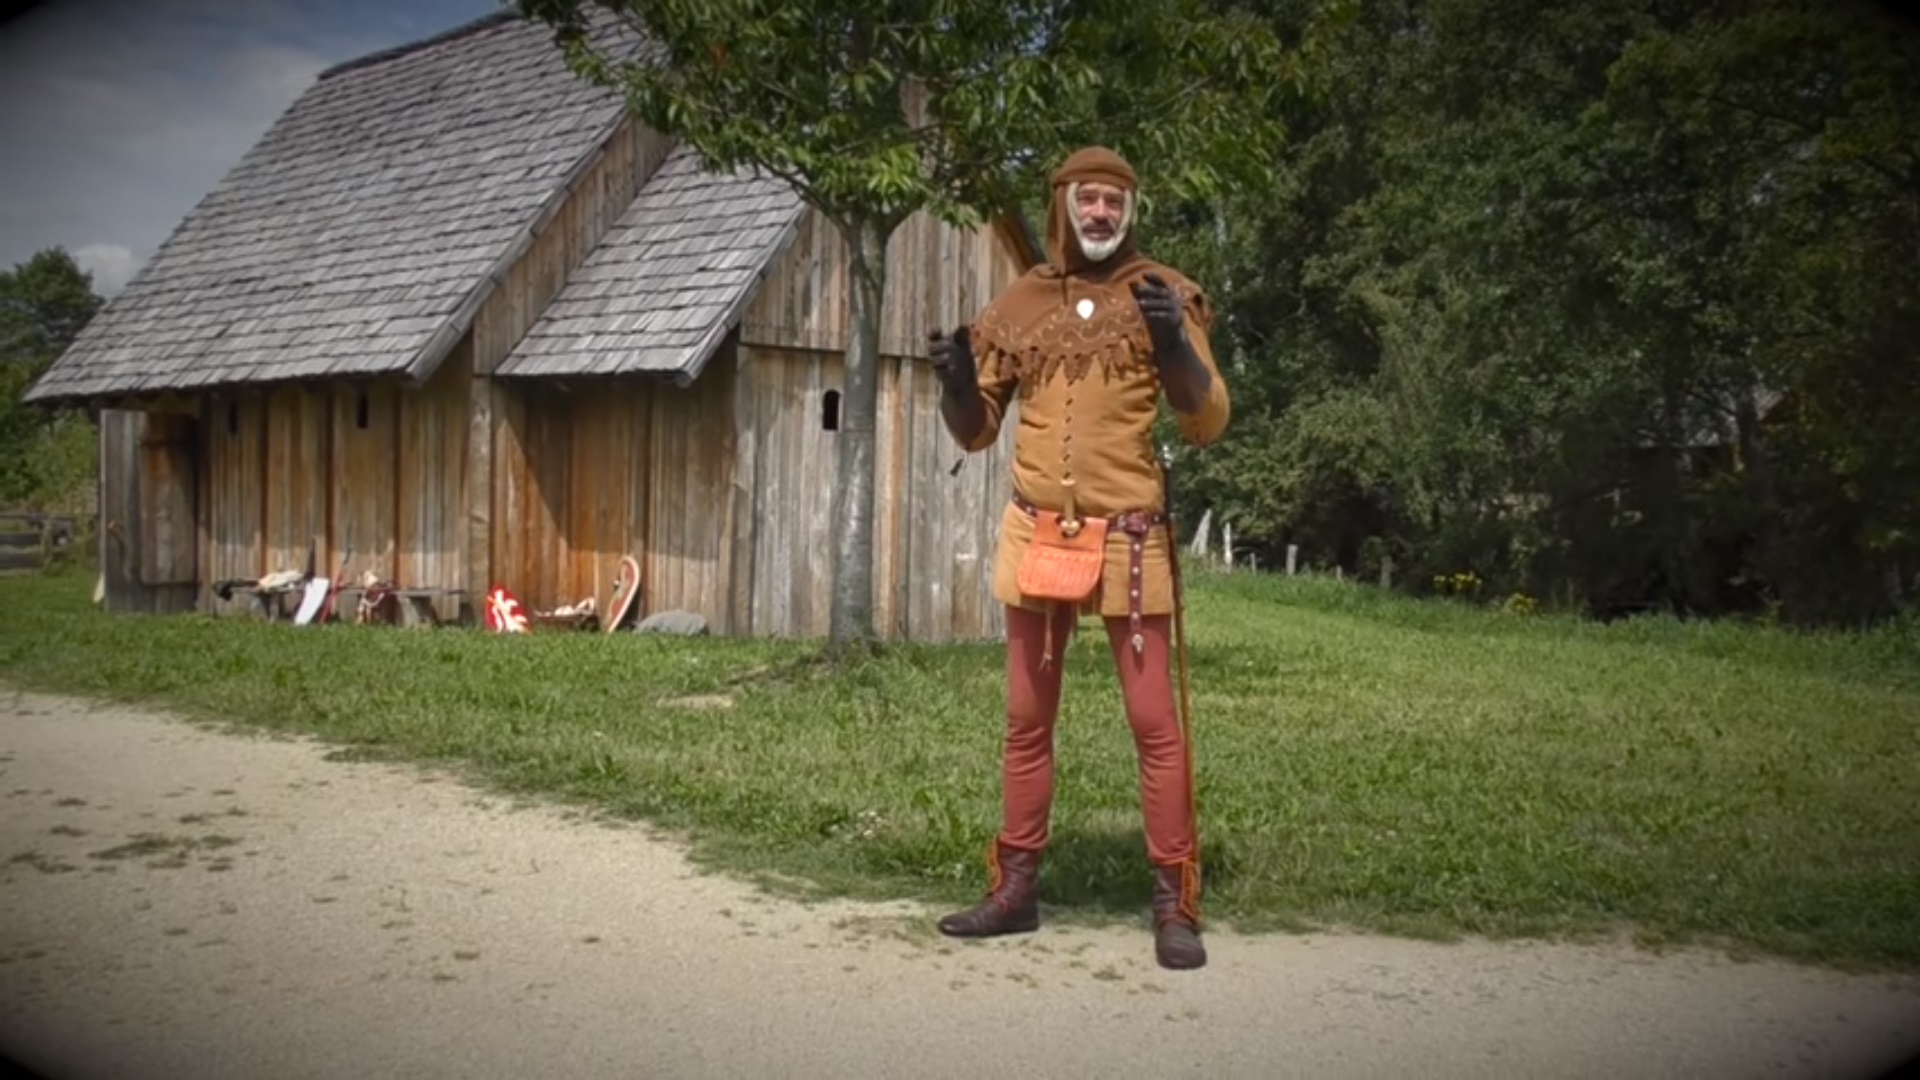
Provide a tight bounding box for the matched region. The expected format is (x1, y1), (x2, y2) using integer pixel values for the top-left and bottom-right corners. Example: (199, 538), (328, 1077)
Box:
(1159, 447), (1199, 865)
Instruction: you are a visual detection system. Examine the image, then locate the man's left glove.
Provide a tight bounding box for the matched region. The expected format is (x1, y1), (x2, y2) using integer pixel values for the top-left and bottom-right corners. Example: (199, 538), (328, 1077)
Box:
(1131, 272), (1213, 413)
(928, 326), (978, 398)
(1130, 272), (1188, 360)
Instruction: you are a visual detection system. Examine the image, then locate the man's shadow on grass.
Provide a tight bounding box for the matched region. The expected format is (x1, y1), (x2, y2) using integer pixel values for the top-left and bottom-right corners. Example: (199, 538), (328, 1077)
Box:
(1025, 824), (1244, 920)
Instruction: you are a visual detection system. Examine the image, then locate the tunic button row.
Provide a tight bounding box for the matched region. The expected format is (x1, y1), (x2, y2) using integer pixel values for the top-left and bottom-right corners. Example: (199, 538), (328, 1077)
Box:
(1063, 393), (1076, 471)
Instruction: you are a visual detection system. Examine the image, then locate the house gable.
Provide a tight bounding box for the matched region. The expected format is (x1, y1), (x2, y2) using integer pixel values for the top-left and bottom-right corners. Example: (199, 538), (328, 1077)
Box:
(494, 146), (807, 386)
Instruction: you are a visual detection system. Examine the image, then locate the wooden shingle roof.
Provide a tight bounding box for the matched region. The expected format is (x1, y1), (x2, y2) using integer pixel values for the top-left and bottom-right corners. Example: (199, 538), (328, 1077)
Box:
(26, 12), (635, 404)
(495, 146), (806, 384)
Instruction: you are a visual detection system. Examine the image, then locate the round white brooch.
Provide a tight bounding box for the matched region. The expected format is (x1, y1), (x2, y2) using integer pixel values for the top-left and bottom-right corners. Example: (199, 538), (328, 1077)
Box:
(1075, 298), (1095, 320)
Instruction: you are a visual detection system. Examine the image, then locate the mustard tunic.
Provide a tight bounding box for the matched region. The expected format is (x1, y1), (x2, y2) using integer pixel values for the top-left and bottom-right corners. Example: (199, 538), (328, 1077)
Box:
(955, 268), (1231, 619)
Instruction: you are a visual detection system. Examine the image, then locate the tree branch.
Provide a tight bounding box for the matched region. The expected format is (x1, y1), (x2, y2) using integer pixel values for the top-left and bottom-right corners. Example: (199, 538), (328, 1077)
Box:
(1694, 89), (1916, 196)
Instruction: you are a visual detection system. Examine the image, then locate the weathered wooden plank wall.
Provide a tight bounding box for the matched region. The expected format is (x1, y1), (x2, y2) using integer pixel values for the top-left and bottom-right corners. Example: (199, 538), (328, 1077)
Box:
(397, 342), (471, 619)
(471, 118), (674, 604)
(740, 210), (847, 354)
(737, 205), (1030, 641)
(738, 345), (1016, 643)
(491, 378), (649, 618)
(98, 409), (142, 607)
(96, 408), (198, 614)
(562, 380), (646, 615)
(740, 207), (1028, 360)
(202, 392), (266, 602)
(179, 370), (462, 613)
(646, 356), (737, 629)
(874, 356), (907, 637)
(488, 364), (736, 629)
(178, 369), (464, 616)
(893, 211), (1028, 642)
(263, 385), (330, 575)
(138, 411), (198, 591)
(329, 381), (398, 585)
(492, 382), (567, 611)
(892, 353), (1009, 643)
(724, 344), (757, 633)
(742, 345), (836, 637)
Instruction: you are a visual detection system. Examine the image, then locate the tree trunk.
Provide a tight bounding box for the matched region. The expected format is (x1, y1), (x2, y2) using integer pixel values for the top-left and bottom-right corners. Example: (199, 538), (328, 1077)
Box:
(828, 213), (889, 652)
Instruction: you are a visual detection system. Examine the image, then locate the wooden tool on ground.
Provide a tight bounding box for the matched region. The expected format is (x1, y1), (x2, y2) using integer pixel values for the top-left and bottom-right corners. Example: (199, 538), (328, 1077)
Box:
(605, 554), (641, 634)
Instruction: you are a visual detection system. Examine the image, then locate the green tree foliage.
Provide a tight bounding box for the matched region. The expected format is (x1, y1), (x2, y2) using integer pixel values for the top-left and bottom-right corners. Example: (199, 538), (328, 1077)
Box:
(1152, 0), (1919, 625)
(517, 0), (1330, 649)
(2, 248), (102, 511)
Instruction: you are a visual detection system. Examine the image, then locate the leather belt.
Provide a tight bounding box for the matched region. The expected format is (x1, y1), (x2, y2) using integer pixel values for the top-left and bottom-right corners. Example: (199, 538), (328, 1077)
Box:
(1011, 493), (1166, 652)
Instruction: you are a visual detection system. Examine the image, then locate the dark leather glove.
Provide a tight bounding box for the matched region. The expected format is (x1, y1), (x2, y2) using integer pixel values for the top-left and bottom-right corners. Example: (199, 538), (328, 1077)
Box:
(1130, 272), (1187, 356)
(1130, 272), (1213, 412)
(929, 326), (978, 398)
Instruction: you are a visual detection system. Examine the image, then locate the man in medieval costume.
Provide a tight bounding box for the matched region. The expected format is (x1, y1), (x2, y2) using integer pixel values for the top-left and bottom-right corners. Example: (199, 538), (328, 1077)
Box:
(928, 146), (1230, 970)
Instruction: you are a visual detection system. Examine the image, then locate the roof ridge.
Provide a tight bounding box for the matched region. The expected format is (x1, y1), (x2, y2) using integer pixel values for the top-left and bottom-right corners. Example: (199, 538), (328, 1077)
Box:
(317, 9), (522, 81)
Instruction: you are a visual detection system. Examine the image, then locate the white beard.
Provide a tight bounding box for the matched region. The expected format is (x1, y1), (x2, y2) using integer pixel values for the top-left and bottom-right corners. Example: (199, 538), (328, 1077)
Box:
(1068, 182), (1132, 263)
(1076, 230), (1127, 262)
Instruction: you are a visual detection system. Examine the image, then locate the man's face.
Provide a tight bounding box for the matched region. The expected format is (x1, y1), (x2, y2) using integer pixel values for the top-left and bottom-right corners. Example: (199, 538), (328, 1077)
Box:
(1069, 181), (1131, 262)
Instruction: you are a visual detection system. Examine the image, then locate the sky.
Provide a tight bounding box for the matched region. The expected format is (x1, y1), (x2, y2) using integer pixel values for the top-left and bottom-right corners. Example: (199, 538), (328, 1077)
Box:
(0, 0), (505, 296)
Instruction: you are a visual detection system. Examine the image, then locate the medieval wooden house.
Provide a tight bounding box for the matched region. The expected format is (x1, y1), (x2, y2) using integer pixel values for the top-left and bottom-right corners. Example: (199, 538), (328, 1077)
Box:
(25, 12), (1035, 642)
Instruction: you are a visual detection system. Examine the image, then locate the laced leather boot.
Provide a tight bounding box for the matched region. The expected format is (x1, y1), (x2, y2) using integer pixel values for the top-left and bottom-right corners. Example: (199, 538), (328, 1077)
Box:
(937, 841), (1041, 937)
(1151, 861), (1207, 970)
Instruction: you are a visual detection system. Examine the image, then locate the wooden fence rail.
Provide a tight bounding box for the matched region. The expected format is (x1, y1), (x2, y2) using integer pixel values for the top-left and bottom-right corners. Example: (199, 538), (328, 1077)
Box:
(0, 511), (90, 574)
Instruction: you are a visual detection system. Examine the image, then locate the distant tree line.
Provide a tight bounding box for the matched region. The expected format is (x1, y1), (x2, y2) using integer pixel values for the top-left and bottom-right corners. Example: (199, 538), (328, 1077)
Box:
(1146, 0), (1919, 626)
(1, 248), (100, 513)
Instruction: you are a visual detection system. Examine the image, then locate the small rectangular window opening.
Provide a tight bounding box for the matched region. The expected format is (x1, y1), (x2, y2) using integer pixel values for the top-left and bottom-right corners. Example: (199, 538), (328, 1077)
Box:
(822, 389), (841, 432)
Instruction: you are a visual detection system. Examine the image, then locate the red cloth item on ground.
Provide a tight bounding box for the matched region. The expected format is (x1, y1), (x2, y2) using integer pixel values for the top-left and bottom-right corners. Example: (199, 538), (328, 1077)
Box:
(484, 586), (531, 634)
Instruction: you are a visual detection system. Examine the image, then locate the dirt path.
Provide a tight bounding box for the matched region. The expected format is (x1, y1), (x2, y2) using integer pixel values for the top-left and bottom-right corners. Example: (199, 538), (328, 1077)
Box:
(2, 690), (1915, 1080)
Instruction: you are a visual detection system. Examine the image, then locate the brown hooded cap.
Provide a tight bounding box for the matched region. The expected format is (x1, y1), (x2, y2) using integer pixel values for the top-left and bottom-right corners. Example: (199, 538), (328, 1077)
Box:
(1050, 146), (1137, 191)
(1044, 146), (1140, 275)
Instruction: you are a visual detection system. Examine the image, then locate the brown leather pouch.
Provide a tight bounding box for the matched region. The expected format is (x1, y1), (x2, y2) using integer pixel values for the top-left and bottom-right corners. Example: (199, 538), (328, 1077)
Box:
(1017, 510), (1108, 602)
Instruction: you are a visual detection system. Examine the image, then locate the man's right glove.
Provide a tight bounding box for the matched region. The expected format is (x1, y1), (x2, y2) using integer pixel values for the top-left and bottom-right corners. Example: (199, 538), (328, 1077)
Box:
(928, 326), (977, 398)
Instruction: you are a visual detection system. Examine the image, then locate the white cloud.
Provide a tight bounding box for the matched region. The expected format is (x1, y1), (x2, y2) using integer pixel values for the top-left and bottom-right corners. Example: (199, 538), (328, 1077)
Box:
(72, 243), (138, 297)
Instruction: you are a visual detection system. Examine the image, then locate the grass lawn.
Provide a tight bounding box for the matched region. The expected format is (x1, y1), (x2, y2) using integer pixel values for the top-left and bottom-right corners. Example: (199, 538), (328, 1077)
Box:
(1, 567), (1916, 971)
